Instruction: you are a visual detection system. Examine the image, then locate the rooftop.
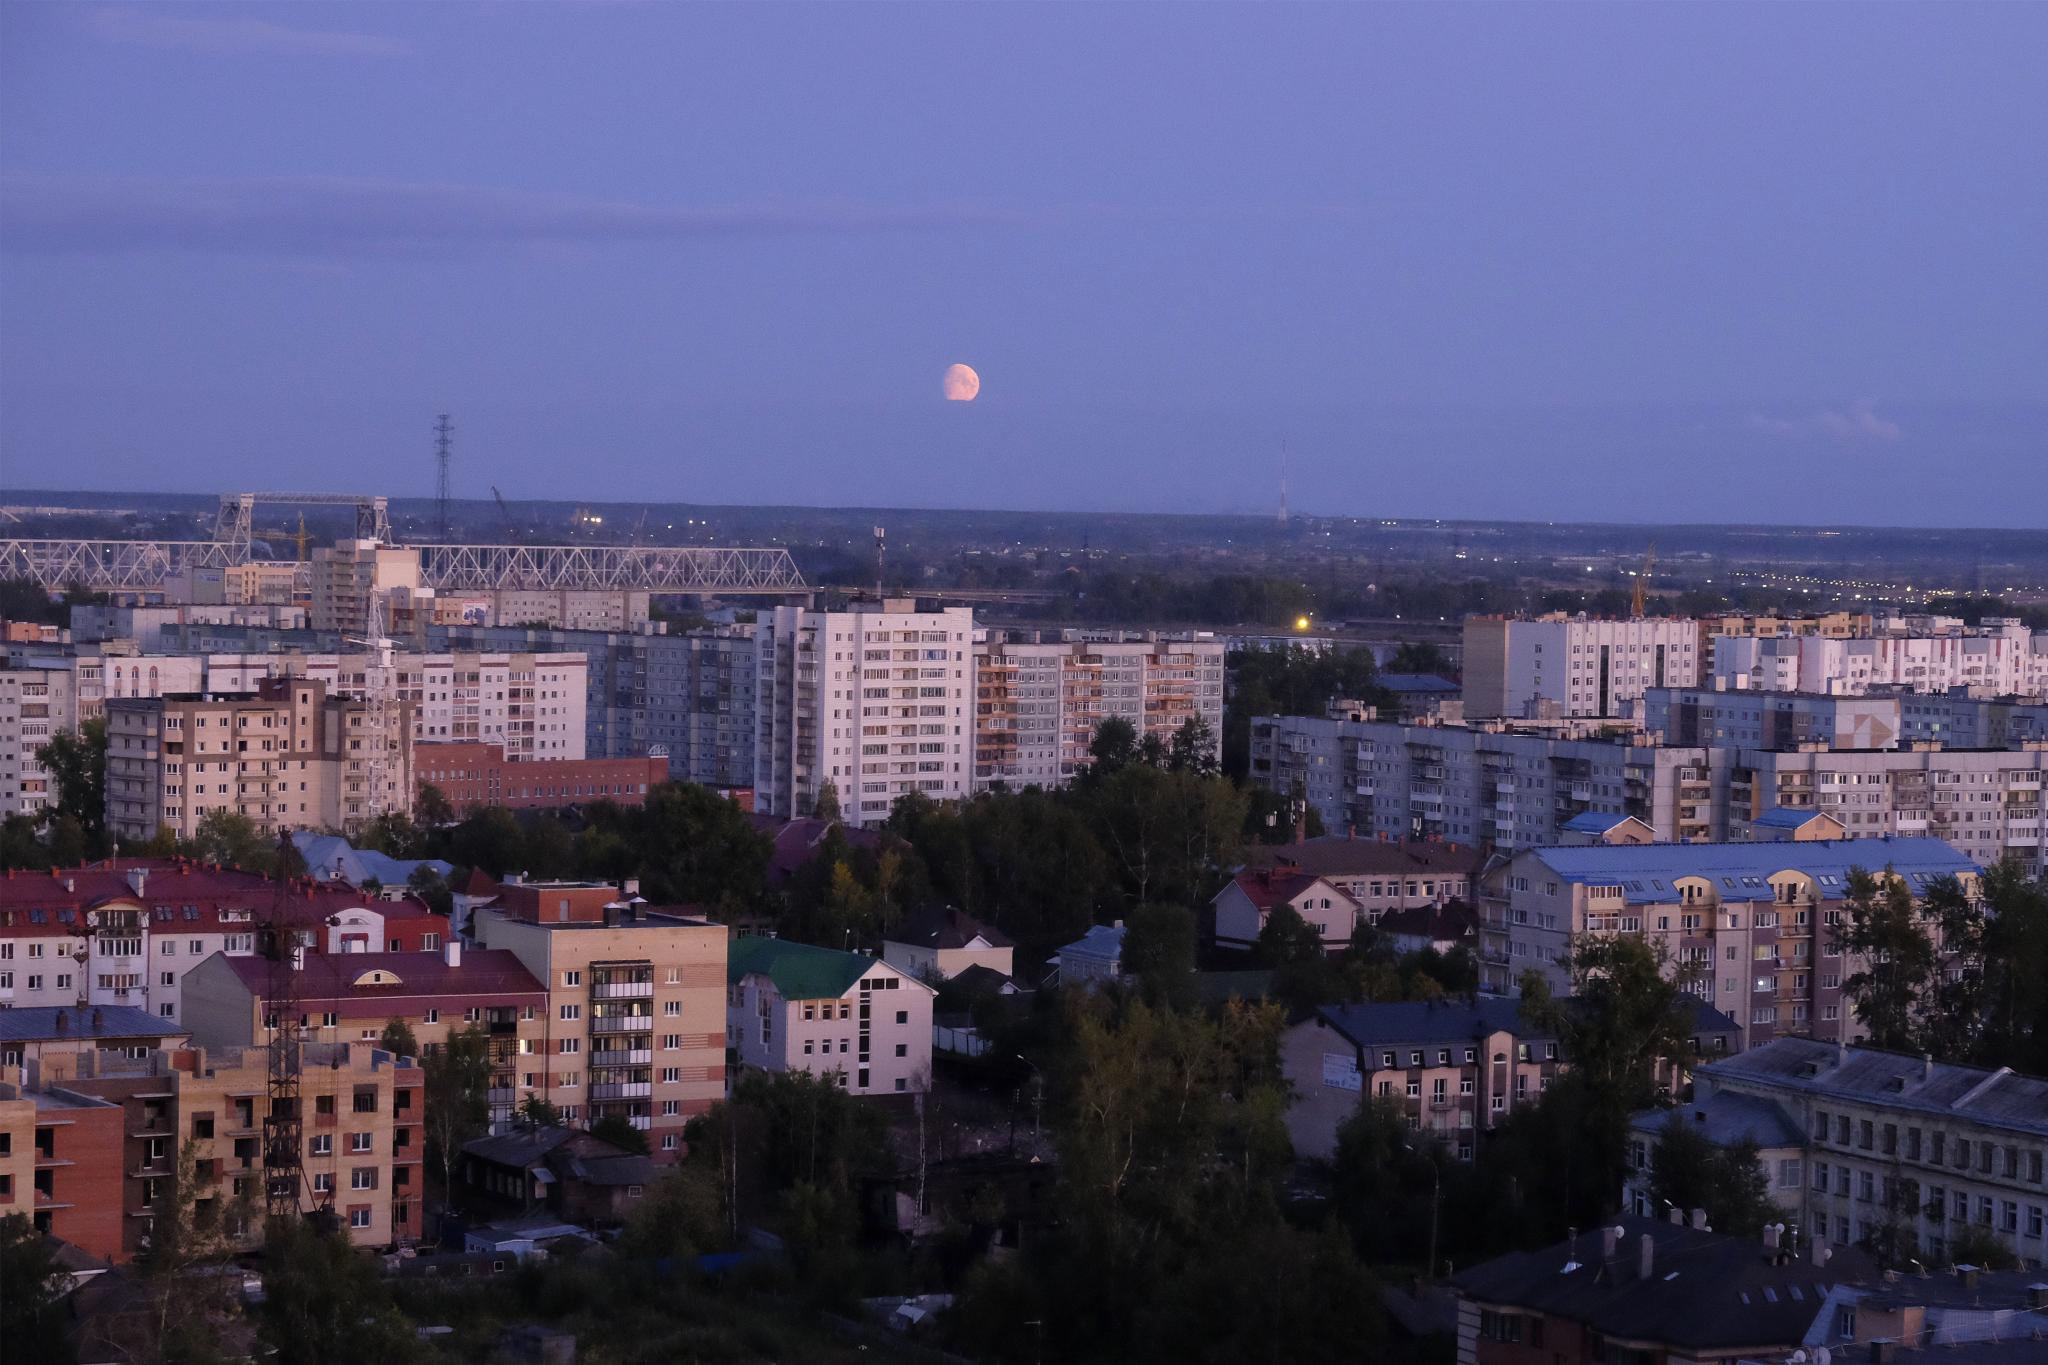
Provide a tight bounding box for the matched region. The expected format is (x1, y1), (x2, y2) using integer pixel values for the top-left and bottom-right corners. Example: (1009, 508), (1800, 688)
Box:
(1246, 834), (1485, 881)
(1701, 1038), (2048, 1138)
(728, 936), (900, 1001)
(0, 858), (441, 938)
(1054, 923), (1126, 963)
(0, 1005), (184, 1044)
(218, 948), (545, 1007)
(1522, 837), (1979, 905)
(1378, 673), (1462, 695)
(1221, 868), (1360, 913)
(291, 832), (452, 892)
(1629, 1091), (1807, 1150)
(886, 904), (1012, 952)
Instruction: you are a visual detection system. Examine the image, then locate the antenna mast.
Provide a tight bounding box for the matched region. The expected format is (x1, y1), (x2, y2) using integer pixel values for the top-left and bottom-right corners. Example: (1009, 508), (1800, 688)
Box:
(1278, 441), (1290, 525)
(434, 414), (454, 540)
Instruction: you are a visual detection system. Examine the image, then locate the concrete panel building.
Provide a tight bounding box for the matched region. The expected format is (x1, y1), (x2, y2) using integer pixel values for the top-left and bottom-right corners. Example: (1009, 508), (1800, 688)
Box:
(1710, 620), (2048, 698)
(753, 601), (975, 824)
(1463, 615), (1702, 720)
(1641, 687), (1903, 751)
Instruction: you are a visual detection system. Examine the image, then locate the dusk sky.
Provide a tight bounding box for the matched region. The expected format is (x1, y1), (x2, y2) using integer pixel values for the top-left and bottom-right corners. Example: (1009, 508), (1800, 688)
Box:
(2, 2), (2043, 527)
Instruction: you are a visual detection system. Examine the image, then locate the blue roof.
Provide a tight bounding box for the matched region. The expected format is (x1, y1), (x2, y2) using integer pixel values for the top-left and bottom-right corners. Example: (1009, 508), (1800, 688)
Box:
(1378, 673), (1461, 694)
(1527, 837), (1977, 905)
(1751, 806), (1830, 830)
(1056, 924), (1126, 963)
(1562, 810), (1638, 834)
(293, 832), (453, 891)
(0, 1004), (178, 1043)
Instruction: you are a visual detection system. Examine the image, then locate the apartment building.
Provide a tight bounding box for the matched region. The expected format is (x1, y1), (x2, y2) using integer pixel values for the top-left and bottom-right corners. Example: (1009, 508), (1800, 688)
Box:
(1243, 835), (1484, 922)
(182, 942), (548, 1130)
(1281, 999), (1564, 1161)
(104, 677), (414, 842)
(1479, 838), (1983, 1041)
(470, 881), (727, 1157)
(1, 663), (81, 820)
(0, 860), (446, 1024)
(413, 741), (667, 813)
(1711, 621), (2048, 698)
(0, 1076), (125, 1260)
(753, 602), (975, 824)
(725, 937), (934, 1096)
(309, 540), (425, 636)
(1698, 1037), (2048, 1262)
(1463, 615), (1702, 720)
(1622, 1089), (1809, 1221)
(1641, 686), (1903, 751)
(433, 623), (758, 786)
(34, 1041), (424, 1253)
(1252, 711), (1715, 850)
(972, 631), (1225, 789)
(1894, 689), (2048, 749)
(1722, 744), (2047, 877)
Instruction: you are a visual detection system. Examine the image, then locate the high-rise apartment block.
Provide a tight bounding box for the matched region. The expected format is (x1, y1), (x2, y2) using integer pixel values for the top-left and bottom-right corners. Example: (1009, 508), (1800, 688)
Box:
(1710, 619), (2048, 697)
(470, 880), (727, 1157)
(752, 602), (975, 823)
(105, 678), (414, 842)
(1463, 615), (1702, 720)
(972, 632), (1225, 789)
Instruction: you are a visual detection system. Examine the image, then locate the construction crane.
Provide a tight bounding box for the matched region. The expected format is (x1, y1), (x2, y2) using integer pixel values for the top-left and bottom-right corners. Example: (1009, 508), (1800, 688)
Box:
(490, 486), (520, 543)
(1631, 542), (1658, 618)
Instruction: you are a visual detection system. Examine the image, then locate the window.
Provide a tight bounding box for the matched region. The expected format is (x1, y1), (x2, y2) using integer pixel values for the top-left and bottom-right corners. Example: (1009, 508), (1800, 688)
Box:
(351, 1168), (377, 1191)
(310, 1134), (333, 1156)
(660, 1067), (680, 1084)
(560, 1004), (581, 1021)
(313, 1172), (334, 1194)
(349, 1207), (371, 1229)
(563, 970), (581, 987)
(350, 1133), (373, 1154)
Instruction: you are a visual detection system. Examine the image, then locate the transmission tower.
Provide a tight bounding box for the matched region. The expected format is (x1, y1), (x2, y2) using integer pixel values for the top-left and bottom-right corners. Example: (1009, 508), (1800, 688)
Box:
(434, 414), (454, 540)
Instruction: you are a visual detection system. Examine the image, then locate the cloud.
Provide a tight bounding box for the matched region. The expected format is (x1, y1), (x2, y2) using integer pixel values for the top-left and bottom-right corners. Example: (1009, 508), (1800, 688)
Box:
(88, 7), (412, 58)
(1748, 400), (1904, 444)
(0, 176), (1038, 257)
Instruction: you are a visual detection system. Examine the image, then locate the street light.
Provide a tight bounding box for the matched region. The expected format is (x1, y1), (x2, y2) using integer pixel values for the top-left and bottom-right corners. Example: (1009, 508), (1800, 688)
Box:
(1405, 1138), (1443, 1282)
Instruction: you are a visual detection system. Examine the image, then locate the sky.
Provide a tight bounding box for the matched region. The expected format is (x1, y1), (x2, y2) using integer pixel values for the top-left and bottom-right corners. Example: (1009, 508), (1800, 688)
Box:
(1, 2), (2044, 527)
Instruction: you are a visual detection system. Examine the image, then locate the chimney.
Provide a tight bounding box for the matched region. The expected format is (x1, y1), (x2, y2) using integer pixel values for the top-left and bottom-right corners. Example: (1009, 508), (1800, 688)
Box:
(2026, 1284), (2048, 1310)
(1956, 1264), (1980, 1291)
(92, 1008), (103, 1030)
(443, 940), (461, 969)
(603, 902), (620, 928)
(127, 867), (149, 898)
(54, 1010), (68, 1034)
(1764, 1225), (1781, 1251)
(1601, 1225), (1622, 1259)
(1637, 1233), (1654, 1280)
(1923, 1054), (1933, 1083)
(1689, 1208), (1708, 1230)
(622, 878), (640, 898)
(1668, 1207), (1683, 1225)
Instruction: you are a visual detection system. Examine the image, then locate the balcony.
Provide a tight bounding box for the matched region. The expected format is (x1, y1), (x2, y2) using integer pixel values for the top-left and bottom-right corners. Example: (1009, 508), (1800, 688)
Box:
(589, 1015), (653, 1034)
(591, 1049), (653, 1068)
(590, 981), (654, 1000)
(589, 1082), (653, 1100)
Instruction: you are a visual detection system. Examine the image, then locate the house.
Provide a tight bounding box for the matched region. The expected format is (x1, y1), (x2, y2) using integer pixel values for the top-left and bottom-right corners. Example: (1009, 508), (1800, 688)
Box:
(461, 1213), (596, 1261)
(1558, 811), (1658, 846)
(1749, 807), (1849, 842)
(1376, 901), (1478, 957)
(292, 831), (454, 892)
(1211, 868), (1360, 952)
(882, 905), (1015, 985)
(459, 1125), (656, 1226)
(725, 938), (933, 1096)
(1450, 1215), (1875, 1365)
(1622, 1090), (1808, 1221)
(1047, 924), (1125, 989)
(1281, 999), (1563, 1161)
(1242, 835), (1484, 922)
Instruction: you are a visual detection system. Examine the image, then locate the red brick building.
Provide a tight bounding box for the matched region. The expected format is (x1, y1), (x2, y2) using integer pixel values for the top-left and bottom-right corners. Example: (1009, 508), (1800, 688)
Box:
(0, 1081), (125, 1261)
(414, 743), (668, 813)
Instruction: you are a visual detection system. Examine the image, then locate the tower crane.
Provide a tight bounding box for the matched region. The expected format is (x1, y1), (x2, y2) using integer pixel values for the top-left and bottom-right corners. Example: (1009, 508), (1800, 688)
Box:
(1631, 543), (1658, 618)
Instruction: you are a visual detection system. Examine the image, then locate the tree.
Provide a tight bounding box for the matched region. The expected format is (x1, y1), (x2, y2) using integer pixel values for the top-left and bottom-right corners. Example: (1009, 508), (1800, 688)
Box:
(422, 1025), (492, 1217)
(139, 1138), (256, 1360)
(1331, 1095), (1446, 1264)
(1947, 1223), (2021, 1271)
(359, 811), (424, 860)
(590, 1112), (650, 1155)
(448, 806), (526, 877)
(1166, 715), (1220, 778)
(636, 782), (772, 910)
(617, 1160), (725, 1261)
(35, 717), (108, 853)
(1254, 903), (1326, 966)
(413, 781), (456, 829)
(186, 809), (277, 872)
(258, 1217), (417, 1365)
(810, 779), (842, 823)
(1832, 866), (1939, 1052)
(1520, 935), (1698, 1110)
(1120, 903), (1199, 1010)
(405, 863), (452, 917)
(514, 1094), (563, 1131)
(1646, 1121), (1776, 1237)
(378, 1017), (418, 1058)
(1387, 642), (1454, 675)
(0, 1213), (70, 1364)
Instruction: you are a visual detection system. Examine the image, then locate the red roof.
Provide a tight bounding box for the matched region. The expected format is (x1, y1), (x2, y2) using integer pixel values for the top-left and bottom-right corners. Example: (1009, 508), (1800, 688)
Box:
(1227, 869), (1359, 913)
(219, 948), (545, 1015)
(460, 867), (500, 897)
(0, 859), (443, 939)
(1244, 835), (1485, 881)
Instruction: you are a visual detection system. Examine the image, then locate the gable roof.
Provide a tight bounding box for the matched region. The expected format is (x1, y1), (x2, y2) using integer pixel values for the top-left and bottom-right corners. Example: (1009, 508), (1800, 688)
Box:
(1054, 924), (1126, 963)
(217, 948), (545, 1010)
(728, 936), (904, 1000)
(1316, 998), (1554, 1051)
(1376, 901), (1477, 943)
(292, 832), (453, 892)
(1522, 837), (1978, 905)
(1629, 1091), (1806, 1150)
(1220, 868), (1361, 912)
(1451, 1215), (1874, 1353)
(888, 904), (1013, 951)
(747, 815), (884, 889)
(1562, 810), (1643, 834)
(1751, 806), (1835, 831)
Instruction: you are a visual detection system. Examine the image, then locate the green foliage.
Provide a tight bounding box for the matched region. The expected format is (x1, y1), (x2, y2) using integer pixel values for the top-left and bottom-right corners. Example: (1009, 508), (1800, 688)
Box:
(1, 813), (53, 870)
(423, 1025), (492, 1212)
(1223, 646), (1392, 778)
(810, 778), (842, 822)
(1386, 641), (1455, 675)
(590, 1112), (650, 1155)
(1947, 1223), (2022, 1271)
(1520, 934), (1698, 1111)
(1645, 1122), (1777, 1237)
(186, 810), (283, 874)
(0, 1213), (72, 1364)
(413, 781), (456, 829)
(1254, 902), (1326, 966)
(514, 1094), (563, 1130)
(377, 1017), (418, 1059)
(1831, 867), (1940, 1051)
(1331, 1095), (1447, 1264)
(617, 1160), (726, 1261)
(34, 716), (109, 855)
(258, 1217), (418, 1365)
(1120, 903), (1199, 1009)
(405, 863), (452, 916)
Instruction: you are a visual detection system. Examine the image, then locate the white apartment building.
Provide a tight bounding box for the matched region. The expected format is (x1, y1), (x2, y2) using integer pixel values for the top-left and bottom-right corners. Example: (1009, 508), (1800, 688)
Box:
(1697, 1038), (2048, 1263)
(725, 937), (934, 1096)
(753, 602), (975, 824)
(972, 631), (1225, 789)
(1463, 615), (1702, 720)
(1640, 687), (1904, 751)
(1711, 621), (2048, 698)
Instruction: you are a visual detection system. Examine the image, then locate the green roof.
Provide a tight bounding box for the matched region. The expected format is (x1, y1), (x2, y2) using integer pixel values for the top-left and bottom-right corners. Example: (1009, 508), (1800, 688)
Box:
(727, 936), (874, 1000)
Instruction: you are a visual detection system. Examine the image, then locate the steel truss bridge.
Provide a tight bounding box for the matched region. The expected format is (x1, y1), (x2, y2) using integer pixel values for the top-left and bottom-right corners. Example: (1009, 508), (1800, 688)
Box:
(0, 492), (808, 595)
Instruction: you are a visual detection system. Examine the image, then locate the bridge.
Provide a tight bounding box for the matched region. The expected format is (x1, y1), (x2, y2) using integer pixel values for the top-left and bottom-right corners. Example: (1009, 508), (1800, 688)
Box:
(1, 492), (808, 595)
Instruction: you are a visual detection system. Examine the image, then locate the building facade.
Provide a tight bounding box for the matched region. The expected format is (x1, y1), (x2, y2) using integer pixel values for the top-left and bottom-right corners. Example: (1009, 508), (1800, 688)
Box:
(753, 602), (975, 824)
(413, 741), (668, 813)
(1641, 686), (1904, 751)
(725, 937), (934, 1096)
(470, 881), (727, 1157)
(1710, 621), (2048, 698)
(1463, 615), (1703, 720)
(1698, 1038), (2048, 1263)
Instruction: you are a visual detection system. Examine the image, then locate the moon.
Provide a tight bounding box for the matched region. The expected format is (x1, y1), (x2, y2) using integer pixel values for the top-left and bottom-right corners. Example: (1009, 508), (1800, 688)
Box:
(943, 363), (980, 402)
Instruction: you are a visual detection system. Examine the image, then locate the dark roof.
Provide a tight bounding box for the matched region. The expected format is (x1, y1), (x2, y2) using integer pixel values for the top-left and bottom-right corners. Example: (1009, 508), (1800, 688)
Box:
(1752, 806), (1837, 830)
(462, 1126), (578, 1167)
(218, 948), (545, 1007)
(888, 904), (1012, 951)
(948, 963), (1019, 995)
(729, 936), (888, 1000)
(1316, 998), (1553, 1050)
(553, 1150), (656, 1187)
(1376, 901), (1477, 943)
(1222, 867), (1356, 912)
(0, 1005), (179, 1043)
(1245, 836), (1485, 880)
(1629, 1091), (1807, 1150)
(1451, 1215), (1876, 1352)
(1699, 1037), (2048, 1138)
(1378, 673), (1461, 695)
(1561, 810), (1647, 834)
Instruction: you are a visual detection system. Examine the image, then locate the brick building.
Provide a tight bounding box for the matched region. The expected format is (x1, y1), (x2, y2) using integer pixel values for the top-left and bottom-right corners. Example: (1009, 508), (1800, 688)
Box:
(412, 741), (668, 813)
